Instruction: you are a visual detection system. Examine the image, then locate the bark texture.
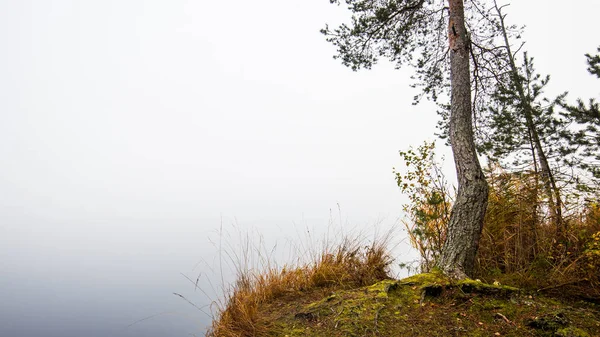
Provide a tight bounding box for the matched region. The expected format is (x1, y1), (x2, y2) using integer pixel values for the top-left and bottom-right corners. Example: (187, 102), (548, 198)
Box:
(436, 0), (489, 279)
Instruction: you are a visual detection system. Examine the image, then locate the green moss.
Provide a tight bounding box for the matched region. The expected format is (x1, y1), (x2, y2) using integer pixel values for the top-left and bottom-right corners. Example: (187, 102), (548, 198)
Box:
(366, 279), (399, 299)
(457, 278), (520, 295)
(399, 270), (449, 287)
(481, 298), (506, 310)
(259, 273), (600, 337)
(555, 327), (591, 337)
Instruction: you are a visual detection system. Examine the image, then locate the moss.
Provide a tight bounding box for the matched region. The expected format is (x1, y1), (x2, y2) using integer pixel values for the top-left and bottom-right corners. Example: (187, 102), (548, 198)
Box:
(257, 273), (600, 337)
(457, 278), (520, 295)
(555, 327), (591, 337)
(366, 279), (399, 299)
(399, 269), (449, 287)
(525, 311), (570, 331)
(481, 298), (506, 310)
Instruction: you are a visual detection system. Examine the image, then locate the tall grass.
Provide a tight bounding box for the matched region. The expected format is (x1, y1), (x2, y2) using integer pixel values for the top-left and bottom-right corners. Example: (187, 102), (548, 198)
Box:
(395, 142), (600, 299)
(206, 230), (394, 337)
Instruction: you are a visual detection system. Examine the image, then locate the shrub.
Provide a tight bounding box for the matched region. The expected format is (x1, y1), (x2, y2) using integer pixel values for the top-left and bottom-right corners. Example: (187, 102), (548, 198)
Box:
(395, 142), (600, 298)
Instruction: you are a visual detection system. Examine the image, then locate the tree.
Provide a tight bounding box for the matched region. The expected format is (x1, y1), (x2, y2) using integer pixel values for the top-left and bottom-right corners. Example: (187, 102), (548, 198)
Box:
(587, 47), (600, 78)
(479, 1), (566, 233)
(562, 47), (600, 183)
(322, 0), (488, 278)
(426, 0), (568, 234)
(483, 54), (568, 235)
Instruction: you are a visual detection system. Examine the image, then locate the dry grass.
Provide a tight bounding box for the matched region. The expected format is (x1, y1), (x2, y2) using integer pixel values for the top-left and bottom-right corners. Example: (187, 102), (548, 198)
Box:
(207, 235), (393, 337)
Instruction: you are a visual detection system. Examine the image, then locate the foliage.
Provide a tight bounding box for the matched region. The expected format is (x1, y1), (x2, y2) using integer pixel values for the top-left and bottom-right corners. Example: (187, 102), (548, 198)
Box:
(579, 204), (600, 281)
(395, 144), (600, 298)
(475, 173), (599, 295)
(321, 0), (524, 133)
(393, 141), (451, 271)
(324, 0), (492, 278)
(561, 46), (600, 182)
(477, 164), (540, 274)
(480, 54), (568, 169)
(586, 46), (600, 78)
(583, 231), (600, 279)
(321, 0), (448, 75)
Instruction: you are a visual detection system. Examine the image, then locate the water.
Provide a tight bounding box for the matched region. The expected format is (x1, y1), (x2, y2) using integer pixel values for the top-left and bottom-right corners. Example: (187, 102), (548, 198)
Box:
(0, 211), (413, 337)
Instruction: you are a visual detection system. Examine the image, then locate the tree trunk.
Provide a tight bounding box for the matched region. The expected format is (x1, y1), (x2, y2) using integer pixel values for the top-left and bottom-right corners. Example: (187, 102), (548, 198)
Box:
(530, 120), (564, 234)
(436, 0), (489, 279)
(527, 129), (539, 260)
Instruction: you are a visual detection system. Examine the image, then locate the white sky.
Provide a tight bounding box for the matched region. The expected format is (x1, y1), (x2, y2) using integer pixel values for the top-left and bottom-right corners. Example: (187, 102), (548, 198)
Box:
(0, 1), (598, 336)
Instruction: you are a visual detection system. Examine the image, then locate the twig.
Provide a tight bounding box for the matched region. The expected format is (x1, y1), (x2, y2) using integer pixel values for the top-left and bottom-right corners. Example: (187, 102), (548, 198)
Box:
(494, 312), (512, 325)
(374, 307), (384, 333)
(537, 278), (589, 292)
(173, 292), (212, 317)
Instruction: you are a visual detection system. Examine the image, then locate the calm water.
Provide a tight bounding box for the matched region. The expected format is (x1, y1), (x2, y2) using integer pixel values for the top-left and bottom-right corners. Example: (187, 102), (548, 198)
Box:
(0, 213), (409, 337)
(1, 216), (226, 337)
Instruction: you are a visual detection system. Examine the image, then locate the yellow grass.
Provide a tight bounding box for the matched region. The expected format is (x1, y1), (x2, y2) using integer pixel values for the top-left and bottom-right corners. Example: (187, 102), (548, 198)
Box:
(207, 236), (393, 337)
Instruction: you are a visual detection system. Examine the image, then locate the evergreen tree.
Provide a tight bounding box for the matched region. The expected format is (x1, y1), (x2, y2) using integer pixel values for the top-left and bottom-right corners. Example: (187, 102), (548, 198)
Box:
(586, 47), (600, 78)
(562, 47), (600, 182)
(322, 0), (488, 278)
(484, 51), (571, 232)
(438, 1), (569, 232)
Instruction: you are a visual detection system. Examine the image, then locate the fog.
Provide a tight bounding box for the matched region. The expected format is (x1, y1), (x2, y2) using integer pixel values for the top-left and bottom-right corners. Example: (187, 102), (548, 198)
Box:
(1, 0), (598, 336)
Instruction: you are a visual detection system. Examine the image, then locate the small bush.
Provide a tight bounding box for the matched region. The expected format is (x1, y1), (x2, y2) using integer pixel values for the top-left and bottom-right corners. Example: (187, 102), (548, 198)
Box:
(395, 142), (600, 298)
(394, 141), (451, 272)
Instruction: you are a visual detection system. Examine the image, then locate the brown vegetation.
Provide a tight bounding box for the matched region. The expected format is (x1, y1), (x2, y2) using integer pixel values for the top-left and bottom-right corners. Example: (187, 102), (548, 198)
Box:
(398, 143), (600, 302)
(207, 237), (393, 337)
(208, 142), (600, 336)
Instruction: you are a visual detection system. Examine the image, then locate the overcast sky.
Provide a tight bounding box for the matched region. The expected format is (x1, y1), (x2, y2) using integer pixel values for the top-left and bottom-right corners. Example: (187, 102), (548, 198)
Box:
(1, 1), (598, 336)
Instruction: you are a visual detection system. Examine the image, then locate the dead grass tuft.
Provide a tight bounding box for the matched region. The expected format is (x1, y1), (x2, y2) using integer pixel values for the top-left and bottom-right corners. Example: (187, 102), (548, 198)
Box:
(207, 236), (393, 337)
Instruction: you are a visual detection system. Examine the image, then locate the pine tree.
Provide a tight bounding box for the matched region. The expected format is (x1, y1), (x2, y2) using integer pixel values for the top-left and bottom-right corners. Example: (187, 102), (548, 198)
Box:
(486, 2), (568, 232)
(481, 50), (568, 233)
(562, 47), (600, 183)
(322, 0), (488, 278)
(432, 1), (569, 233)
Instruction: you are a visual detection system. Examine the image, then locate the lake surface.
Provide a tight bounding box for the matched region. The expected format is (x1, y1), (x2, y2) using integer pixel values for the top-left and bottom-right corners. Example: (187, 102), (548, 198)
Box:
(1, 216), (218, 337)
(0, 212), (411, 337)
